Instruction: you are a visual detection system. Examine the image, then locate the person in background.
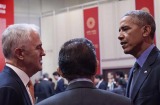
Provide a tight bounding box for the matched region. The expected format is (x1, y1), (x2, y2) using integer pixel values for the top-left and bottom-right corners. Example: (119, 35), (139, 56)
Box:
(0, 24), (45, 105)
(124, 73), (129, 83)
(48, 78), (55, 92)
(53, 71), (66, 94)
(107, 72), (116, 91)
(118, 10), (160, 105)
(115, 71), (127, 88)
(34, 78), (41, 101)
(37, 38), (132, 105)
(111, 78), (126, 96)
(94, 74), (107, 90)
(35, 73), (55, 103)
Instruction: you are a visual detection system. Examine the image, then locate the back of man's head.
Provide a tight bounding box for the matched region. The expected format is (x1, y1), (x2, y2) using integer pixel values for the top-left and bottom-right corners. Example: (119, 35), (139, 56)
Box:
(115, 71), (124, 78)
(43, 73), (49, 78)
(95, 74), (103, 80)
(53, 71), (60, 77)
(58, 38), (97, 81)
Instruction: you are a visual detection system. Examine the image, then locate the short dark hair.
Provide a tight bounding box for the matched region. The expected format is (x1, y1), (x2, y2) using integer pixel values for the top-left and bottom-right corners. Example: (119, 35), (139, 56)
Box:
(53, 71), (60, 77)
(58, 38), (97, 81)
(115, 78), (124, 86)
(43, 73), (49, 78)
(115, 71), (124, 78)
(95, 74), (103, 80)
(123, 10), (156, 39)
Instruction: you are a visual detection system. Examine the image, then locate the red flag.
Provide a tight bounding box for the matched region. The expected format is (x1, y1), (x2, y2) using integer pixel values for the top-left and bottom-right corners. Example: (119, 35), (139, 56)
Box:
(83, 7), (101, 74)
(0, 0), (14, 71)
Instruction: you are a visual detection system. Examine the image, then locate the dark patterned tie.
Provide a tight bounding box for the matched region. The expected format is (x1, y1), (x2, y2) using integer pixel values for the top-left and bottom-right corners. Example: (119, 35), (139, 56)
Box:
(129, 62), (140, 97)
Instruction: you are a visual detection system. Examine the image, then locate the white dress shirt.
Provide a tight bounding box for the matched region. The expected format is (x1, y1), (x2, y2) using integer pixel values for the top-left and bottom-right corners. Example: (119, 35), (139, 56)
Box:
(6, 64), (34, 105)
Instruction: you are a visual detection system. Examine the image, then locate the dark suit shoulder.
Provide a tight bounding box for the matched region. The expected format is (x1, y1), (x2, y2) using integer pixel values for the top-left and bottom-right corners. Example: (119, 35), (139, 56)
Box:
(0, 67), (32, 105)
(0, 86), (23, 105)
(37, 87), (132, 105)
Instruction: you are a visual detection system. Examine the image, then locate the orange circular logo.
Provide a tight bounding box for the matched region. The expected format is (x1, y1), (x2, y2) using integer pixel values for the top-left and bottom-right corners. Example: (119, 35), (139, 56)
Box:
(87, 17), (95, 29)
(141, 7), (150, 13)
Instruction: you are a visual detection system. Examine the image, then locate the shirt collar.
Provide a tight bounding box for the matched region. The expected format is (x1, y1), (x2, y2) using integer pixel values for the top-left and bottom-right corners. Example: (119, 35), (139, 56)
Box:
(6, 63), (29, 87)
(44, 78), (48, 81)
(96, 80), (103, 88)
(136, 44), (155, 67)
(69, 78), (93, 85)
(57, 77), (62, 82)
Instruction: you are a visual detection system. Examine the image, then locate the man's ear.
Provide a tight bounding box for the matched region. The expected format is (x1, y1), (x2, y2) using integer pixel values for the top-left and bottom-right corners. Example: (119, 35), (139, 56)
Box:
(143, 25), (151, 37)
(14, 48), (24, 60)
(95, 59), (99, 74)
(57, 67), (64, 78)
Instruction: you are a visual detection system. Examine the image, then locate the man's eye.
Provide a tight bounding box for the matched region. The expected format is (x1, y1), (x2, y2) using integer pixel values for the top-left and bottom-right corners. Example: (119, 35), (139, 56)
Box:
(119, 27), (129, 32)
(122, 27), (129, 31)
(36, 45), (42, 49)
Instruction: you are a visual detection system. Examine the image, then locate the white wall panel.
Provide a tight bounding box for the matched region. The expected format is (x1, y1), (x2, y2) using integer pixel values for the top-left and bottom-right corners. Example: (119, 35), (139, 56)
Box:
(41, 15), (57, 78)
(68, 9), (84, 39)
(99, 0), (135, 69)
(55, 12), (68, 52)
(154, 0), (160, 49)
(41, 8), (85, 78)
(115, 0), (135, 59)
(99, 1), (118, 60)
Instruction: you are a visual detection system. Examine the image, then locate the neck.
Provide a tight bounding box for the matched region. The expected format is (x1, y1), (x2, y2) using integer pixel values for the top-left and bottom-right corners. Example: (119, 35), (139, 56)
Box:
(5, 59), (32, 77)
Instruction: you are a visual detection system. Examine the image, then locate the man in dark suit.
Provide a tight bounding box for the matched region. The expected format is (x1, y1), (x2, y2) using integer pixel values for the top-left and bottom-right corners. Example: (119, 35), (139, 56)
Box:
(35, 74), (55, 103)
(115, 71), (127, 88)
(111, 78), (126, 96)
(52, 71), (66, 94)
(37, 38), (131, 105)
(94, 74), (107, 90)
(0, 24), (46, 105)
(118, 10), (160, 105)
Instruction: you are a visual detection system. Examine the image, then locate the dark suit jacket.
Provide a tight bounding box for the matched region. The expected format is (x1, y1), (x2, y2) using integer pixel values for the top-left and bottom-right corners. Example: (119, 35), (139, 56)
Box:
(111, 86), (125, 96)
(55, 78), (65, 94)
(126, 47), (160, 105)
(0, 66), (32, 105)
(37, 81), (131, 105)
(35, 80), (55, 103)
(98, 80), (108, 90)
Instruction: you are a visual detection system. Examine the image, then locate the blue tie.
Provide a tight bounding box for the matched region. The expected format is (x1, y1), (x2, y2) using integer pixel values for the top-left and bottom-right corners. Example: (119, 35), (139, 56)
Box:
(129, 62), (140, 97)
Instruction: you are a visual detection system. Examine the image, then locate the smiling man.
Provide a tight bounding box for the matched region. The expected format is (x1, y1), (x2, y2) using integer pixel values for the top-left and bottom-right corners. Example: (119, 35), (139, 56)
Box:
(118, 10), (160, 105)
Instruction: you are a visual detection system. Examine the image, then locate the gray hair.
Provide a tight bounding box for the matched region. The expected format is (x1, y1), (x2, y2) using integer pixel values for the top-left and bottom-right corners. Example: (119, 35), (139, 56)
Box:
(2, 24), (39, 59)
(123, 10), (156, 39)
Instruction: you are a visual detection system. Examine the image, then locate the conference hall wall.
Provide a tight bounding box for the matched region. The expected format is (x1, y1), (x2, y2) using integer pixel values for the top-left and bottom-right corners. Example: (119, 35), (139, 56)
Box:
(41, 0), (160, 77)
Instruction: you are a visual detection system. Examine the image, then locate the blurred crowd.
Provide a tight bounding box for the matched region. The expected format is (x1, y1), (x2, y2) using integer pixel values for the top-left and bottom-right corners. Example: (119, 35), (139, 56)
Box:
(34, 72), (67, 103)
(34, 70), (128, 103)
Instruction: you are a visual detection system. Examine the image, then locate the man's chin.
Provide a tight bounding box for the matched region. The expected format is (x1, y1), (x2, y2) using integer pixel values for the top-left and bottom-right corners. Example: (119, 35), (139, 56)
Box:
(39, 68), (42, 71)
(124, 50), (130, 54)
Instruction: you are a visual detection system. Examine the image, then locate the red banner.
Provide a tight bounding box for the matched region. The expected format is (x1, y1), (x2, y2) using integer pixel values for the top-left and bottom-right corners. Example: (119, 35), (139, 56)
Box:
(0, 0), (14, 71)
(136, 0), (154, 16)
(83, 7), (101, 74)
(135, 0), (156, 43)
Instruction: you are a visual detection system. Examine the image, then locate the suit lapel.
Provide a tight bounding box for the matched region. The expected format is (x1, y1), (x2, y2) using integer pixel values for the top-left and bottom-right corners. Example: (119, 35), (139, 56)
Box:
(4, 66), (32, 105)
(126, 67), (134, 97)
(131, 47), (159, 101)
